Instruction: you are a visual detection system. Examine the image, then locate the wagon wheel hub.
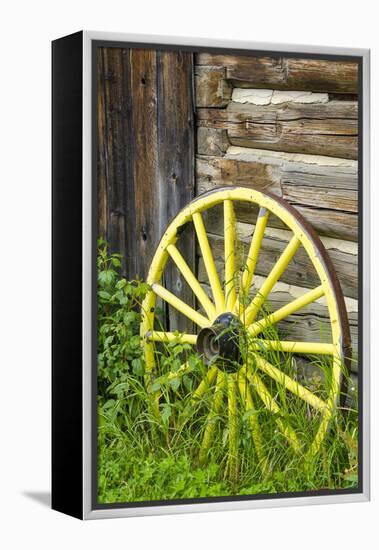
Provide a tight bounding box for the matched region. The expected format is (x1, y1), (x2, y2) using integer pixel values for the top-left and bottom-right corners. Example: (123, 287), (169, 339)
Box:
(140, 186), (351, 466)
(197, 312), (244, 372)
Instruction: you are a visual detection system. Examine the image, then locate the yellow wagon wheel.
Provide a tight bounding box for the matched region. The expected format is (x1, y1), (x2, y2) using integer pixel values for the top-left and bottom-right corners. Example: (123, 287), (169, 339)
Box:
(140, 186), (351, 471)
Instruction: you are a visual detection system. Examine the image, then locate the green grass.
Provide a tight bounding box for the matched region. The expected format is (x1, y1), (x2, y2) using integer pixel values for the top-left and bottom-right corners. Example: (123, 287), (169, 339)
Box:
(97, 240), (358, 504)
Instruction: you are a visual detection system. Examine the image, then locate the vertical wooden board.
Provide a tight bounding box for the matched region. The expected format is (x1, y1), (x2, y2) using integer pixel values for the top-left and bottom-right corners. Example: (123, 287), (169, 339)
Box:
(97, 48), (108, 243)
(121, 50), (137, 278)
(100, 47), (129, 277)
(129, 49), (159, 280)
(157, 51), (195, 332)
(97, 47), (196, 331)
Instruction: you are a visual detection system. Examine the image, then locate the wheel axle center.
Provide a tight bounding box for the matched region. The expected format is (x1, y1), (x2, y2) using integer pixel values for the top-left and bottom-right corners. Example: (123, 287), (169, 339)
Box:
(196, 312), (243, 372)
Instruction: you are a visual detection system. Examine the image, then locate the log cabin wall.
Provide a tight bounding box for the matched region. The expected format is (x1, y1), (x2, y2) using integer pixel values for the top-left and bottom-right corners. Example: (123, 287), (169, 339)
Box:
(194, 54), (359, 389)
(97, 47), (359, 393)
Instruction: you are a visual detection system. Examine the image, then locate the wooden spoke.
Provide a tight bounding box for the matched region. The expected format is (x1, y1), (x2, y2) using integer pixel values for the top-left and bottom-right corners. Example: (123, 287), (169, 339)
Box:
(249, 339), (335, 355)
(199, 371), (226, 464)
(308, 403), (334, 458)
(191, 365), (219, 403)
(147, 331), (197, 345)
(167, 362), (191, 381)
(252, 353), (328, 412)
(141, 187), (351, 461)
(243, 235), (301, 325)
(306, 354), (344, 457)
(224, 199), (237, 311)
(237, 371), (268, 471)
(192, 211), (225, 313)
(244, 368), (300, 452)
(167, 244), (217, 321)
(227, 374), (238, 479)
(152, 283), (209, 329)
(235, 207), (269, 314)
(248, 285), (325, 338)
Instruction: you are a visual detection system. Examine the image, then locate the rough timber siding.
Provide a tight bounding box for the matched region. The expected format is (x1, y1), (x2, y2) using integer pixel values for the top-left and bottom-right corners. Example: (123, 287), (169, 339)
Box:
(194, 54), (359, 387)
(97, 47), (195, 332)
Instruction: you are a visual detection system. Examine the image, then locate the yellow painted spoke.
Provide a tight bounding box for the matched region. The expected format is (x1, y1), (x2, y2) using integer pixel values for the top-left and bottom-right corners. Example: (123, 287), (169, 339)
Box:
(235, 207), (269, 314)
(308, 413), (332, 457)
(224, 200), (237, 311)
(192, 211), (225, 313)
(252, 353), (328, 412)
(227, 374), (239, 479)
(244, 368), (300, 452)
(248, 285), (325, 338)
(199, 371), (226, 463)
(243, 235), (301, 325)
(152, 283), (209, 329)
(167, 362), (191, 381)
(147, 331), (197, 345)
(250, 340), (335, 356)
(167, 244), (217, 321)
(307, 354), (343, 457)
(237, 371), (267, 470)
(191, 365), (218, 403)
(143, 341), (155, 375)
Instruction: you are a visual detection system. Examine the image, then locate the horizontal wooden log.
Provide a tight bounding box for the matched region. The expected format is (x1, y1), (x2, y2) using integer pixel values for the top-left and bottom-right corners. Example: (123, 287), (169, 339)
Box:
(197, 154), (282, 193)
(222, 122), (357, 160)
(196, 55), (358, 93)
(197, 127), (229, 156)
(197, 102), (358, 159)
(295, 205), (357, 242)
(195, 66), (232, 107)
(198, 279), (358, 366)
(196, 150), (358, 241)
(197, 228), (358, 298)
(198, 101), (358, 124)
(281, 184), (357, 213)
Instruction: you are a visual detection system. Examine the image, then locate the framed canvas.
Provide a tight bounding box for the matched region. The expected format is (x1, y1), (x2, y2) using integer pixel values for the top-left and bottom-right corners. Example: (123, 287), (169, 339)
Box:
(52, 31), (370, 519)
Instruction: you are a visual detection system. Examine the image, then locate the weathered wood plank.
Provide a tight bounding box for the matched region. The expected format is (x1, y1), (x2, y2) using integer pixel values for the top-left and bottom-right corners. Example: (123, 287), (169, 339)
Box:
(196, 151), (358, 241)
(99, 47), (129, 276)
(197, 158), (356, 212)
(196, 54), (358, 93)
(290, 204), (357, 242)
(195, 65), (232, 107)
(285, 58), (358, 94)
(97, 48), (108, 245)
(281, 184), (357, 213)
(198, 101), (358, 123)
(130, 49), (159, 279)
(228, 122), (357, 160)
(197, 229), (358, 299)
(196, 54), (288, 87)
(157, 51), (196, 332)
(197, 102), (358, 159)
(97, 48), (196, 332)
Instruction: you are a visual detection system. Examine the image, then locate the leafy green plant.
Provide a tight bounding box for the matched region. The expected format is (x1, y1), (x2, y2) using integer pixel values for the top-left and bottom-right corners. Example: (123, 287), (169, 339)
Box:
(97, 238), (149, 401)
(97, 240), (359, 504)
